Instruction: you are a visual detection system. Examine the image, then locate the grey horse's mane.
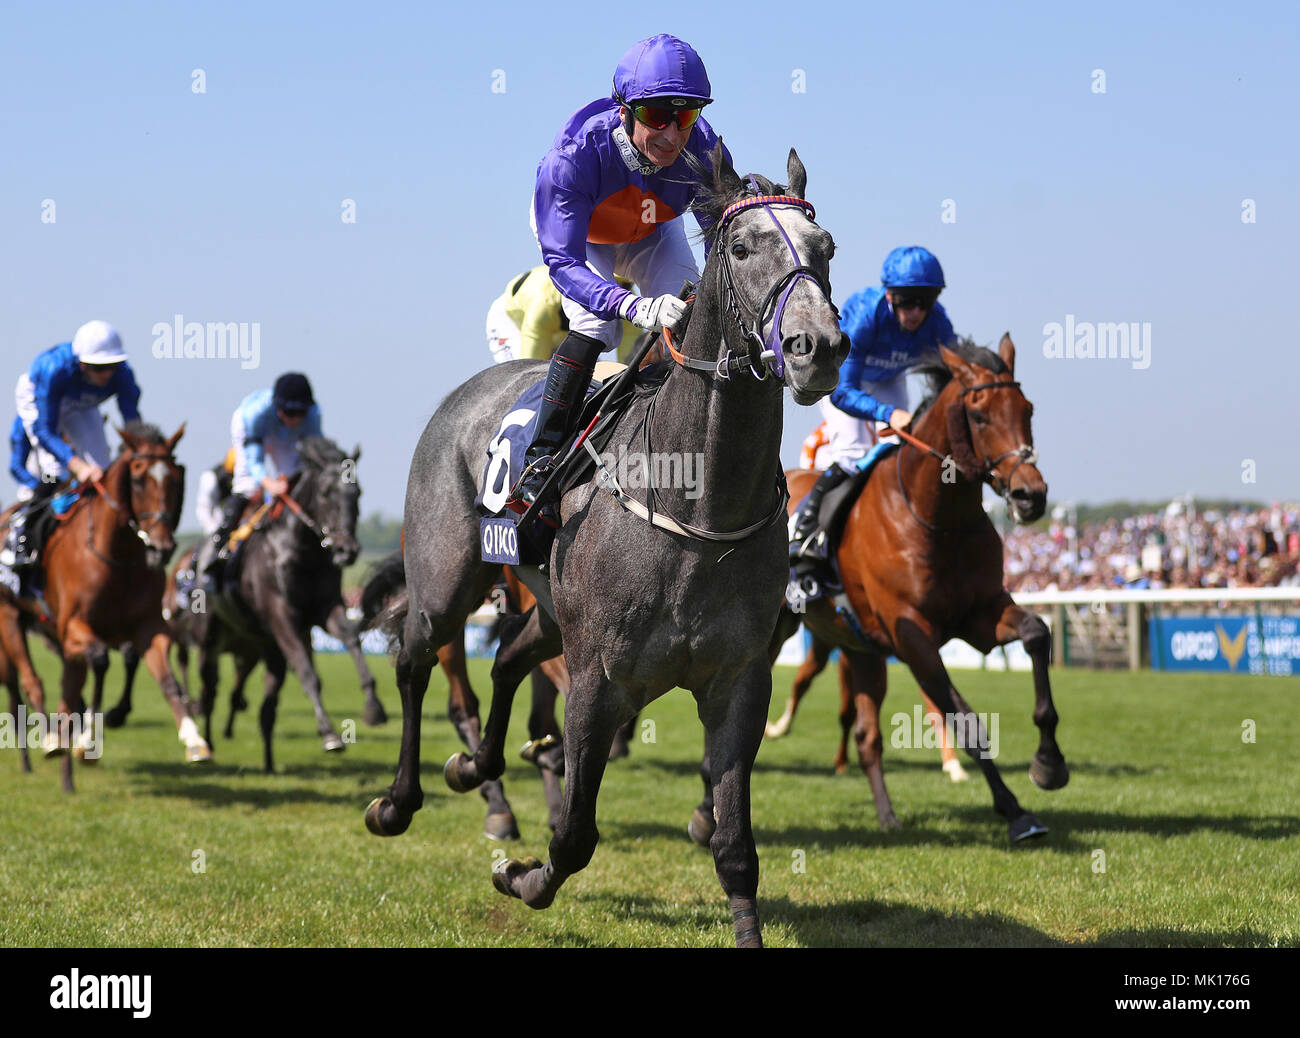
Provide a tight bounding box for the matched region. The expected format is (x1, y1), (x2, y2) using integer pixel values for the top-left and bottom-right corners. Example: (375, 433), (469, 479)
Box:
(297, 436), (347, 471)
(912, 337), (1008, 419)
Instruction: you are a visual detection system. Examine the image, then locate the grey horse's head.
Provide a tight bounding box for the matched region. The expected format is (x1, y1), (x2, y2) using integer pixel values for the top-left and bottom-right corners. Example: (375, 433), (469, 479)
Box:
(295, 437), (362, 567)
(692, 142), (848, 403)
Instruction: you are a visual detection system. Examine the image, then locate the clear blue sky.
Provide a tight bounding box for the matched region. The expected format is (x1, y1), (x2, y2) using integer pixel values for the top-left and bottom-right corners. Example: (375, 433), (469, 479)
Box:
(3, 1), (1296, 521)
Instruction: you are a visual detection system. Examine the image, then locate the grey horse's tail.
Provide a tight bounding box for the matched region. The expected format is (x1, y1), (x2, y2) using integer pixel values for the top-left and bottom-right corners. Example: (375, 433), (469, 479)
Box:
(359, 551), (408, 647)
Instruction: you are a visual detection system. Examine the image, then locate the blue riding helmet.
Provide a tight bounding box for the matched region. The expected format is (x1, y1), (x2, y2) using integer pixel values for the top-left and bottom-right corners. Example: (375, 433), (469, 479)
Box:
(612, 34), (713, 106)
(881, 246), (945, 289)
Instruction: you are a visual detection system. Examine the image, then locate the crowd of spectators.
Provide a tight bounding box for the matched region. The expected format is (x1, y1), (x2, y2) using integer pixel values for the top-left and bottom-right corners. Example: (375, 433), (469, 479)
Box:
(1002, 501), (1300, 592)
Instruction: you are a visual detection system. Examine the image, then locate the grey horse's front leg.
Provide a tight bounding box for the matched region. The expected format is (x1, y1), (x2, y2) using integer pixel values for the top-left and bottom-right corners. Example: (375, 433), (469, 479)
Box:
(492, 663), (621, 910)
(325, 600), (386, 726)
(698, 660), (771, 948)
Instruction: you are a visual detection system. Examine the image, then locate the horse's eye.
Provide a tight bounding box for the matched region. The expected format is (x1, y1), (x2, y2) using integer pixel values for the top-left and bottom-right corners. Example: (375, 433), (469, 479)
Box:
(730, 242), (748, 259)
(969, 411), (989, 426)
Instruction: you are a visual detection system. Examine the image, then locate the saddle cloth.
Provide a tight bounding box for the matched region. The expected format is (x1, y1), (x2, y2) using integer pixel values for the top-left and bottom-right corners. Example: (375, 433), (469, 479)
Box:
(476, 362), (626, 566)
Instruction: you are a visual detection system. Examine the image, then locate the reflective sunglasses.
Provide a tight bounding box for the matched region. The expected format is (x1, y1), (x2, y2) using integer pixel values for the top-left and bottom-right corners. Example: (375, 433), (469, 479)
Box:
(892, 293), (934, 312)
(630, 102), (702, 132)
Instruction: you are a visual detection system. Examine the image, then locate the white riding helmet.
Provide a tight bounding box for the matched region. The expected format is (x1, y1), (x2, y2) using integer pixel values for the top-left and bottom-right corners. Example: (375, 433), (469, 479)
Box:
(71, 320), (127, 365)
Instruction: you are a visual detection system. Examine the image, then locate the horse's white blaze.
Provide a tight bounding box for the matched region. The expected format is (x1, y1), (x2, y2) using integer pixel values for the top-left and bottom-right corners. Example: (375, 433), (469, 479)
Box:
(148, 460), (169, 485)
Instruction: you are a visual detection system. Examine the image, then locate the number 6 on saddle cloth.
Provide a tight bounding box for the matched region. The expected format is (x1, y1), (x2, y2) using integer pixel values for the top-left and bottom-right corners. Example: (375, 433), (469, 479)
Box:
(476, 361), (658, 566)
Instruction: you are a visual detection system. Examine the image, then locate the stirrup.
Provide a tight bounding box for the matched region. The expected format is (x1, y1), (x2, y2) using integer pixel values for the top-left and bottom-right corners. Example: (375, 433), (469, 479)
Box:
(791, 529), (828, 561)
(506, 455), (556, 515)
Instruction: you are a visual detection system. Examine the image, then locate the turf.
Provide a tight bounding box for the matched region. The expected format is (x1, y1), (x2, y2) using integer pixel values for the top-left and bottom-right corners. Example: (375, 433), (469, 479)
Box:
(1, 643), (1296, 947)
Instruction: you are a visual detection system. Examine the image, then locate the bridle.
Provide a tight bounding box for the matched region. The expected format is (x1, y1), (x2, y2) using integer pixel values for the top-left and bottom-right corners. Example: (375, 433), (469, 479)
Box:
(84, 449), (184, 566)
(665, 177), (834, 382)
(890, 377), (1040, 533)
(592, 179), (839, 542)
(276, 465), (354, 555)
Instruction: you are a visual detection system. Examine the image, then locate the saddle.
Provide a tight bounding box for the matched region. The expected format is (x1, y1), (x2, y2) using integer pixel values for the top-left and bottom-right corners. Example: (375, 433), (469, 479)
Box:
(477, 360), (671, 568)
(788, 440), (899, 606)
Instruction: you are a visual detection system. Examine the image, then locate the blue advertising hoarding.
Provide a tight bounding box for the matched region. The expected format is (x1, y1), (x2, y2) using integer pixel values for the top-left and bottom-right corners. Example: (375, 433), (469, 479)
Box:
(1149, 613), (1300, 676)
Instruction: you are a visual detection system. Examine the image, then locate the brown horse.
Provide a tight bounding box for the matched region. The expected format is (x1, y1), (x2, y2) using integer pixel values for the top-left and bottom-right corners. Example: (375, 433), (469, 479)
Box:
(0, 422), (210, 791)
(744, 336), (1065, 842)
(766, 642), (970, 782)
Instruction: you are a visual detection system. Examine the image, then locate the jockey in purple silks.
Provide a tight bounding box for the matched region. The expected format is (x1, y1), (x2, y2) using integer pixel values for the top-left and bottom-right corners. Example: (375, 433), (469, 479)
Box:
(508, 33), (733, 516)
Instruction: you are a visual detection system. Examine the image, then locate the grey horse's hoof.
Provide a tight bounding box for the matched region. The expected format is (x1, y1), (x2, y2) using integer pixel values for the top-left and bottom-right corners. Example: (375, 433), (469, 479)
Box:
(687, 807), (715, 847)
(444, 752), (475, 793)
(1029, 754), (1070, 791)
(364, 797), (410, 837)
(484, 812), (520, 841)
(363, 701), (388, 727)
(1009, 813), (1049, 842)
(322, 734), (346, 753)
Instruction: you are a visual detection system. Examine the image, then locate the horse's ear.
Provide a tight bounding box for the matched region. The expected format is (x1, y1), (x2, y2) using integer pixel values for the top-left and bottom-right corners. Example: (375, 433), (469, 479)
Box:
(786, 148), (807, 199)
(351, 444), (361, 462)
(939, 343), (977, 385)
(117, 426), (139, 452)
(711, 139), (744, 196)
(165, 422), (186, 454)
(998, 333), (1015, 374)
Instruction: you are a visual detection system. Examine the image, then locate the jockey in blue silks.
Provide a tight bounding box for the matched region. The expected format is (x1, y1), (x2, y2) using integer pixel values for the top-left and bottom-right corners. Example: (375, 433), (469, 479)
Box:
(8, 416), (38, 500)
(790, 246), (956, 562)
(508, 33), (733, 515)
(196, 372), (323, 577)
(1, 321), (142, 570)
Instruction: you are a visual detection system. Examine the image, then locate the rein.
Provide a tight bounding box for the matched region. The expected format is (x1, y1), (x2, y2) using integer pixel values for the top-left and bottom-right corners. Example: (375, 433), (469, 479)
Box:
(588, 182), (836, 543)
(889, 378), (1040, 533)
(275, 484), (337, 551)
(80, 451), (178, 567)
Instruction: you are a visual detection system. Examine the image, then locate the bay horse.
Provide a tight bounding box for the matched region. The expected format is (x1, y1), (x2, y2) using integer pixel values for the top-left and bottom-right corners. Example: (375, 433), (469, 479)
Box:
(188, 436), (378, 772)
(0, 421), (210, 791)
(767, 640), (971, 782)
(362, 146), (846, 947)
(713, 337), (1064, 842)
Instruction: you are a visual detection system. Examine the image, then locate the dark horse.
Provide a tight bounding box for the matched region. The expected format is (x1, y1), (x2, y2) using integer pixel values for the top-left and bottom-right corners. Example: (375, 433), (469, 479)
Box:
(363, 145), (846, 947)
(0, 422), (209, 790)
(743, 337), (1065, 842)
(183, 436), (380, 772)
(360, 556), (622, 838)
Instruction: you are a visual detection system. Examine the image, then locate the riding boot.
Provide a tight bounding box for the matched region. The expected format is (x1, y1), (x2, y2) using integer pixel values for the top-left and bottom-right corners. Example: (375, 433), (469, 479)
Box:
(507, 331), (606, 515)
(198, 494), (248, 577)
(790, 461), (853, 561)
(2, 481), (57, 570)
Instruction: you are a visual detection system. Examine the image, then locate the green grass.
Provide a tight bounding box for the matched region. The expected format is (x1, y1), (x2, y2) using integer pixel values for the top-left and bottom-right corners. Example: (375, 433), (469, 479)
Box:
(1, 643), (1297, 947)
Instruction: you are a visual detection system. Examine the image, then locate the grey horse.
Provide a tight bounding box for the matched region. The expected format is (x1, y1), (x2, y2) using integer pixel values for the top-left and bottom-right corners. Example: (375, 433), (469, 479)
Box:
(365, 144), (847, 947)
